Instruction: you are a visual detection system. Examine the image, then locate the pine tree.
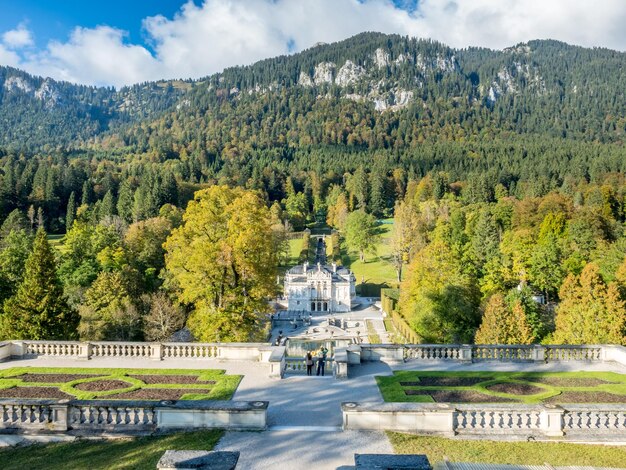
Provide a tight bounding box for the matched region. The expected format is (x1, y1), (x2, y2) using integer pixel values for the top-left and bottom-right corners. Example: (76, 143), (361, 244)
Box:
(117, 181), (134, 223)
(0, 229), (79, 340)
(66, 191), (76, 232)
(81, 180), (92, 206)
(101, 190), (115, 220)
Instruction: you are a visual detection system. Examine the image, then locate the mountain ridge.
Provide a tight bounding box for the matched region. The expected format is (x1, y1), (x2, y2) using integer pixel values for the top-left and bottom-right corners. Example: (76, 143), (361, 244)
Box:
(1, 32), (625, 152)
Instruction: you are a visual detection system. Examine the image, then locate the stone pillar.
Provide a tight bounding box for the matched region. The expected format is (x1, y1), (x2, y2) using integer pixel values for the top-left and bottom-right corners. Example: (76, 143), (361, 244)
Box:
(78, 342), (91, 360)
(540, 404), (564, 437)
(157, 451), (240, 470)
(50, 402), (70, 431)
(460, 345), (473, 362)
(151, 343), (163, 361)
(532, 345), (546, 363)
(10, 340), (25, 358)
(334, 348), (349, 379)
(268, 346), (286, 379)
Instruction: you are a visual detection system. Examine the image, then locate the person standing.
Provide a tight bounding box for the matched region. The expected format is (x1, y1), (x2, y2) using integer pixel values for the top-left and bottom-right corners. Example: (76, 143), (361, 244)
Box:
(316, 346), (328, 376)
(305, 351), (314, 376)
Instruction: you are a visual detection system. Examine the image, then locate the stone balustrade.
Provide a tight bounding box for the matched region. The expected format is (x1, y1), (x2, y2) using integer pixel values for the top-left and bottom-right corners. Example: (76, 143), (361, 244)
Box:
(356, 344), (626, 365)
(3, 340), (279, 364)
(283, 357), (335, 374)
(3, 341), (626, 381)
(342, 402), (626, 440)
(0, 398), (268, 435)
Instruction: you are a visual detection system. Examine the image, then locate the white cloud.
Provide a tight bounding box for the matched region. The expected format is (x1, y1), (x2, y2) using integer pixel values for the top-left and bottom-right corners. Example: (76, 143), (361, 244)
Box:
(1, 0), (626, 87)
(2, 23), (34, 49)
(0, 44), (20, 67)
(26, 26), (161, 87)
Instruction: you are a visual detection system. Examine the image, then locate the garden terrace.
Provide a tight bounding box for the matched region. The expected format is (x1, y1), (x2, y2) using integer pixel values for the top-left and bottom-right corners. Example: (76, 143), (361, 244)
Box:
(0, 367), (241, 401)
(376, 371), (626, 404)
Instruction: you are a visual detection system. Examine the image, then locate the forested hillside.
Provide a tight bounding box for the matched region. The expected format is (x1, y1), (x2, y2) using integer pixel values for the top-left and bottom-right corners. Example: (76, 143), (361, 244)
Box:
(0, 32), (625, 344)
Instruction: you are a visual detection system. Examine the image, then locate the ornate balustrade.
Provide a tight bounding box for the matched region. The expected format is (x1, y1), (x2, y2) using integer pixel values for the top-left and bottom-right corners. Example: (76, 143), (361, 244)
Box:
(284, 357), (334, 374)
(6, 340), (271, 363)
(544, 345), (603, 362)
(0, 399), (267, 434)
(404, 345), (463, 361)
(356, 344), (626, 365)
(162, 343), (219, 359)
(562, 406), (626, 436)
(471, 345), (535, 361)
(342, 402), (626, 440)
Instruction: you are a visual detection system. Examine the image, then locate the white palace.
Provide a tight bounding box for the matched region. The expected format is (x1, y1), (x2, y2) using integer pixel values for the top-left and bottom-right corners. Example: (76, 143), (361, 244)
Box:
(284, 261), (356, 313)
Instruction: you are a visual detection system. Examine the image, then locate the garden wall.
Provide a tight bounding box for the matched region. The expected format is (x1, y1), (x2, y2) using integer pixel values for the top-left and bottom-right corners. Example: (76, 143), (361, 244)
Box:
(0, 398), (268, 435)
(342, 401), (626, 440)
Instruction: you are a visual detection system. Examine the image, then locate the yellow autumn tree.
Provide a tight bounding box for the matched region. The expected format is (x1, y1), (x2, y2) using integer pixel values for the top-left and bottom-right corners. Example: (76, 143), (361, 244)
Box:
(553, 263), (626, 345)
(164, 186), (278, 342)
(475, 294), (536, 345)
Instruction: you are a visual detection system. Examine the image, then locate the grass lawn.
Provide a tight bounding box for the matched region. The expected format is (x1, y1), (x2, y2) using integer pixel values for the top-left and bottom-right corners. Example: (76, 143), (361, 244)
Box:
(0, 367), (242, 401)
(377, 371), (626, 404)
(47, 234), (67, 253)
(341, 220), (398, 296)
(0, 429), (223, 470)
(279, 238), (306, 276)
(389, 433), (626, 467)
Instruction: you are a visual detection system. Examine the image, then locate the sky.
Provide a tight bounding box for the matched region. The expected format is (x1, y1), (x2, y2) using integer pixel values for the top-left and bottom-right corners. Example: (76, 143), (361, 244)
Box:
(0, 0), (625, 88)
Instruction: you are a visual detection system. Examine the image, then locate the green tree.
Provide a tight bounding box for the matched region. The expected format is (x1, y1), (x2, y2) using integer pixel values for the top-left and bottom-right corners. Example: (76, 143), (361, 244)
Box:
(399, 238), (481, 343)
(390, 200), (422, 282)
(100, 190), (115, 220)
(164, 186), (278, 342)
(0, 229), (78, 340)
(66, 191), (76, 232)
(283, 191), (309, 231)
(0, 229), (32, 300)
(475, 293), (535, 344)
(344, 210), (380, 262)
(553, 263), (626, 344)
(78, 271), (141, 341)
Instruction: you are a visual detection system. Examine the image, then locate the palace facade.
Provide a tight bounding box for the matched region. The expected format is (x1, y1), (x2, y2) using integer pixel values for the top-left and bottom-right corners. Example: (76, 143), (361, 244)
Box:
(284, 261), (356, 313)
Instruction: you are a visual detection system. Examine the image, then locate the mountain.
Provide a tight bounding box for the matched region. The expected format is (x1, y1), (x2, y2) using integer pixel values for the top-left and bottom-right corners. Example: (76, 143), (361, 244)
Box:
(0, 66), (187, 151)
(0, 32), (625, 154)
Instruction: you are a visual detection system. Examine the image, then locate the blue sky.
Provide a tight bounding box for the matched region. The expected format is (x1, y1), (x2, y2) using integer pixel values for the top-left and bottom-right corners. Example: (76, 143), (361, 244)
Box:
(0, 0), (416, 51)
(0, 0), (624, 88)
(0, 1), (199, 51)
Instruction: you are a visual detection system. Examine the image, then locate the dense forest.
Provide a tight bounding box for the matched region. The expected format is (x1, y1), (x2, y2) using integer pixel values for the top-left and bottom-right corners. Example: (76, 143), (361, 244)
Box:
(0, 32), (624, 344)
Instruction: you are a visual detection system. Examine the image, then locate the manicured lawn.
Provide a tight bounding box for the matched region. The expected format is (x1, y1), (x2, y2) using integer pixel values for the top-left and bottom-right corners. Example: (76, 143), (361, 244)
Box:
(0, 367), (242, 401)
(0, 429), (223, 470)
(377, 371), (626, 404)
(341, 220), (398, 295)
(389, 433), (626, 467)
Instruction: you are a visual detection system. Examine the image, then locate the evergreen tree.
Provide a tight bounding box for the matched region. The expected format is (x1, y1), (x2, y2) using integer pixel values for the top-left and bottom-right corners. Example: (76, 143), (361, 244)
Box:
(117, 181), (134, 223)
(0, 229), (79, 340)
(81, 180), (93, 206)
(66, 191), (76, 232)
(101, 190), (115, 220)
